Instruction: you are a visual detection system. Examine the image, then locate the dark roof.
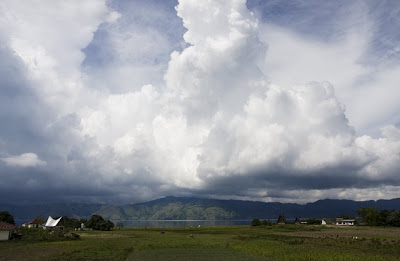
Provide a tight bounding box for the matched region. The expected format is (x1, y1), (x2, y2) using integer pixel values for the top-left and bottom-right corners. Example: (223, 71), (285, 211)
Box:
(277, 215), (286, 223)
(0, 221), (17, 229)
(336, 218), (355, 221)
(28, 219), (43, 225)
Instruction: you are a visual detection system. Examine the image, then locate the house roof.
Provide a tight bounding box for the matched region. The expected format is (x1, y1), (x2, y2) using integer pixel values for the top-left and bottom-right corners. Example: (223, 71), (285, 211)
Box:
(28, 219), (43, 225)
(45, 216), (63, 227)
(336, 218), (355, 222)
(277, 215), (286, 223)
(0, 221), (17, 230)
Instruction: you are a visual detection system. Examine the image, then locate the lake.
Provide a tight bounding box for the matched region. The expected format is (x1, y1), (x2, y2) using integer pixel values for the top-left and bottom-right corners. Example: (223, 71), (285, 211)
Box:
(113, 220), (252, 228)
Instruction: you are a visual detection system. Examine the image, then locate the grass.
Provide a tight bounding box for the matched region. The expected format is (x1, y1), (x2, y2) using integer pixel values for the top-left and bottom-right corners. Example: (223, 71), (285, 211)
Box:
(1, 225), (400, 260)
(127, 248), (265, 261)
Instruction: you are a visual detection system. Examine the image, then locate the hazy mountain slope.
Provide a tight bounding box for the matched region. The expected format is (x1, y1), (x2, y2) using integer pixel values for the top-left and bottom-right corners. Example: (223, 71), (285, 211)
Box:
(2, 197), (400, 224)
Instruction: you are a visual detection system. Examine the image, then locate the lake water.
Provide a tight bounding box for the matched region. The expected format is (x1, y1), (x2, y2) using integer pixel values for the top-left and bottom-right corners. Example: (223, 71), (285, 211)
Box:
(113, 220), (252, 228)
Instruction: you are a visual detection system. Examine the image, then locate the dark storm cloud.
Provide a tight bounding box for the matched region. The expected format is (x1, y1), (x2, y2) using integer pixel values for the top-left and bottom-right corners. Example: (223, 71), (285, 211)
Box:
(0, 45), (48, 153)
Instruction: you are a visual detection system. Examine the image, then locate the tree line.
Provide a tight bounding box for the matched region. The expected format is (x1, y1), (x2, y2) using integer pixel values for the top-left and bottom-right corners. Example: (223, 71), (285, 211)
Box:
(55, 215), (117, 231)
(0, 211), (119, 231)
(251, 208), (400, 227)
(358, 208), (400, 227)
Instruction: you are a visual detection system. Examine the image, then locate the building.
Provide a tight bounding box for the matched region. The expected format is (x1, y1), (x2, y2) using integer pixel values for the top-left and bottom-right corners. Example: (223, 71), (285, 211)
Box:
(44, 216), (65, 230)
(335, 218), (355, 226)
(277, 215), (286, 224)
(27, 219), (44, 229)
(0, 221), (17, 241)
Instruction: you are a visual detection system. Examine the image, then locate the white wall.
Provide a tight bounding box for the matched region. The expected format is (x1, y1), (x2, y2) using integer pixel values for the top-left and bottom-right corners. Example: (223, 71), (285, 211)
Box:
(0, 230), (11, 241)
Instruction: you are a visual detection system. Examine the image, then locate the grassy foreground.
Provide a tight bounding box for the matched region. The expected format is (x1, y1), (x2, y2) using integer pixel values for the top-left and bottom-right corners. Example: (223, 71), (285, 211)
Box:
(1, 225), (400, 260)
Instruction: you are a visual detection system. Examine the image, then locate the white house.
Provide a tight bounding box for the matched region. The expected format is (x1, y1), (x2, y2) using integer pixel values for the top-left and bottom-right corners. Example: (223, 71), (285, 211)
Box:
(27, 219), (44, 229)
(0, 221), (17, 240)
(44, 216), (64, 230)
(335, 218), (355, 226)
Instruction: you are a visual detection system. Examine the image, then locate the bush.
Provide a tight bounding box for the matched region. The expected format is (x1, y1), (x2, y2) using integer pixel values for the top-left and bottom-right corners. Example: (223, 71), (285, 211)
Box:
(87, 215), (114, 231)
(262, 219), (273, 226)
(115, 222), (124, 229)
(251, 218), (261, 226)
(16, 227), (78, 242)
(63, 216), (87, 229)
(306, 218), (322, 225)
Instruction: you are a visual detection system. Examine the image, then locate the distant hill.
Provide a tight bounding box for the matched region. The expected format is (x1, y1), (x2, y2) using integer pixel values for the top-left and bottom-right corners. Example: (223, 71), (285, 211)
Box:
(2, 196), (400, 224)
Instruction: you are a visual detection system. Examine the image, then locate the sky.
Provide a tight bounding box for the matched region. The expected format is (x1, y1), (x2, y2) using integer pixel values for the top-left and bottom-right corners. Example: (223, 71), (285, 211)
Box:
(0, 0), (400, 205)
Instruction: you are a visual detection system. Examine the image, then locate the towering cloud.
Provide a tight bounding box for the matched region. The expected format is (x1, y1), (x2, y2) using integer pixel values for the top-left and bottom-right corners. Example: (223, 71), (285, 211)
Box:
(0, 0), (399, 203)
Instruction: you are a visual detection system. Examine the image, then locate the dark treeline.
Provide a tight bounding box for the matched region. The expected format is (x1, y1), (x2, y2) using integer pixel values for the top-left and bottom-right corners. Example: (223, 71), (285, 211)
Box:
(86, 215), (114, 231)
(1, 211), (115, 231)
(63, 216), (87, 229)
(358, 208), (400, 226)
(64, 215), (114, 231)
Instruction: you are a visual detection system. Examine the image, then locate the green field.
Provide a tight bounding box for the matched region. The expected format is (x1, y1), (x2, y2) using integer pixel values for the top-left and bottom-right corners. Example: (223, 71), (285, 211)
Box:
(1, 225), (400, 260)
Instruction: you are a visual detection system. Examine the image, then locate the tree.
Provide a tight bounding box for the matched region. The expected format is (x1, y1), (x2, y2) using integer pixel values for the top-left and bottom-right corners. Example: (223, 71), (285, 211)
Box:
(377, 210), (391, 226)
(262, 219), (273, 226)
(87, 215), (114, 231)
(357, 208), (378, 226)
(387, 211), (400, 227)
(358, 208), (400, 227)
(251, 218), (261, 226)
(115, 222), (124, 229)
(306, 218), (322, 225)
(63, 216), (87, 229)
(0, 211), (15, 224)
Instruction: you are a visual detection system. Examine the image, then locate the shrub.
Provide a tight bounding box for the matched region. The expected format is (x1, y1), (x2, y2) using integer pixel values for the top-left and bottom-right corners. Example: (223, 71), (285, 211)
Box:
(87, 215), (114, 231)
(16, 227), (78, 242)
(116, 222), (124, 229)
(306, 218), (322, 225)
(262, 219), (273, 226)
(251, 218), (261, 226)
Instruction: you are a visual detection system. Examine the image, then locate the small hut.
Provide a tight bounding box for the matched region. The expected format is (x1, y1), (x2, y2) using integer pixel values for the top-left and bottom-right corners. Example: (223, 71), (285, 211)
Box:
(294, 217), (301, 225)
(335, 218), (354, 226)
(0, 221), (16, 241)
(277, 215), (286, 224)
(27, 219), (44, 229)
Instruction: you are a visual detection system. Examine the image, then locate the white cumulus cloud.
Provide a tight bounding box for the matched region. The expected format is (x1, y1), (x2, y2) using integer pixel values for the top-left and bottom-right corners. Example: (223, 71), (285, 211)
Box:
(0, 0), (400, 203)
(1, 153), (46, 168)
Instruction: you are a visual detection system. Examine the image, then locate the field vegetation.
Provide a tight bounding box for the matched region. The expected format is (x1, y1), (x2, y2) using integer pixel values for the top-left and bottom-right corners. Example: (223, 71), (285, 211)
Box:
(1, 224), (400, 261)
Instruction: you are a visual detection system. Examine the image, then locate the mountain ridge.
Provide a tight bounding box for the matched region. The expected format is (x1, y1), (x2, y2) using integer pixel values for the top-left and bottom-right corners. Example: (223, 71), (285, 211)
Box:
(2, 196), (400, 224)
